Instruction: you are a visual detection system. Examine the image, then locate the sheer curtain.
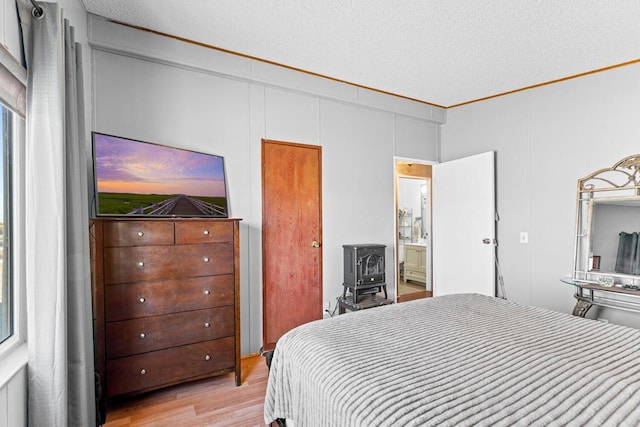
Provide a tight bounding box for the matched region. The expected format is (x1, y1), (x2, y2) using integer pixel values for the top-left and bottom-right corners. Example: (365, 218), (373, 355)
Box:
(19, 2), (96, 426)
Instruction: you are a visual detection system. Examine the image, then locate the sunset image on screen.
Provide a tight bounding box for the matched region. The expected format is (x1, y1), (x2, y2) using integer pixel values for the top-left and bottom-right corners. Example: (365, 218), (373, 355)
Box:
(94, 133), (228, 216)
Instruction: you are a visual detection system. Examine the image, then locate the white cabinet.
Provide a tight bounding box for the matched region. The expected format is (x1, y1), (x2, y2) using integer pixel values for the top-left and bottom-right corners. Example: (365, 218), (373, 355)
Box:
(404, 244), (426, 284)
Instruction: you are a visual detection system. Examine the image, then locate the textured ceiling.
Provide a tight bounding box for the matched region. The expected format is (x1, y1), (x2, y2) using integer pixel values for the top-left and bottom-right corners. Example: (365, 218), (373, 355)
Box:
(81, 0), (640, 108)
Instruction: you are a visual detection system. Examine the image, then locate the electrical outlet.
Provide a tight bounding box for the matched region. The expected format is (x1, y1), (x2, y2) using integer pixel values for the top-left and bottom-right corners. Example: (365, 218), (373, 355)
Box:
(324, 301), (331, 310)
(519, 232), (528, 244)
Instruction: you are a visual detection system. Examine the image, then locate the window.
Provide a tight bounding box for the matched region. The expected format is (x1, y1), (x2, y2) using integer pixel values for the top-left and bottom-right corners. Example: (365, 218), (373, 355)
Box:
(0, 103), (13, 344)
(0, 44), (25, 366)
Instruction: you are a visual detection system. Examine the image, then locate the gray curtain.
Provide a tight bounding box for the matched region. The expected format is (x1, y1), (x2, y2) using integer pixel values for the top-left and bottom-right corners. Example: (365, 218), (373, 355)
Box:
(615, 231), (640, 275)
(21, 2), (96, 426)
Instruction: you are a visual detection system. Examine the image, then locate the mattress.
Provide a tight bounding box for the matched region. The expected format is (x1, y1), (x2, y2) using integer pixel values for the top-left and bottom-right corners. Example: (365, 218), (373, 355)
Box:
(264, 294), (640, 426)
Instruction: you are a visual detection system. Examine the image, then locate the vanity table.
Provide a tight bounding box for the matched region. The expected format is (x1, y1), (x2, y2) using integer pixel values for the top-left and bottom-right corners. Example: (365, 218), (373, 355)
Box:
(566, 154), (640, 317)
(403, 243), (426, 284)
(561, 277), (640, 317)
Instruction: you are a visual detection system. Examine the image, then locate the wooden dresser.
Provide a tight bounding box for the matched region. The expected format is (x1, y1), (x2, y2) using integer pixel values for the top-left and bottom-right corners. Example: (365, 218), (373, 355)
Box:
(90, 217), (241, 411)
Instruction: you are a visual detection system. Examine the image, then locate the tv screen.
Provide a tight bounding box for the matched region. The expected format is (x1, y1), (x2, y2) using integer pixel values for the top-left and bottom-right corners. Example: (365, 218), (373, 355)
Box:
(92, 132), (229, 218)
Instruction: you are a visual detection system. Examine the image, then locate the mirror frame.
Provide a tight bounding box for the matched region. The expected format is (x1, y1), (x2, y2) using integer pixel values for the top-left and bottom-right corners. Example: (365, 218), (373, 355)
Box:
(573, 154), (640, 285)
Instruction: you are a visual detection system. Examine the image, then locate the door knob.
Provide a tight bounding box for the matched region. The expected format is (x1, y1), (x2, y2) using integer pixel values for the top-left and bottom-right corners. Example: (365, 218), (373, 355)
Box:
(311, 241), (321, 248)
(482, 238), (491, 244)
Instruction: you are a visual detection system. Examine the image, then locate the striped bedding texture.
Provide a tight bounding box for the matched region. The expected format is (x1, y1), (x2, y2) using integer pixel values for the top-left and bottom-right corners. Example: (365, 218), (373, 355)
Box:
(264, 294), (640, 426)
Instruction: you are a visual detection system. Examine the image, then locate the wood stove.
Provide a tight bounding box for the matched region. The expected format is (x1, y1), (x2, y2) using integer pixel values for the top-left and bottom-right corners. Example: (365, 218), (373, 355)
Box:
(342, 244), (387, 303)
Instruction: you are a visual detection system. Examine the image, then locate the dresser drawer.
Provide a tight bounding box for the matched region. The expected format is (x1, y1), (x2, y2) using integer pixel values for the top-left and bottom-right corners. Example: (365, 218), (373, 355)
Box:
(103, 221), (174, 247)
(104, 243), (234, 284)
(404, 269), (426, 284)
(175, 221), (233, 244)
(105, 275), (234, 321)
(106, 337), (235, 397)
(106, 306), (234, 359)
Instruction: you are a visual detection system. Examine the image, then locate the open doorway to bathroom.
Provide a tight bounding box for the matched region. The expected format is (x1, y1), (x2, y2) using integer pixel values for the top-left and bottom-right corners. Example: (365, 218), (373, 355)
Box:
(395, 160), (432, 303)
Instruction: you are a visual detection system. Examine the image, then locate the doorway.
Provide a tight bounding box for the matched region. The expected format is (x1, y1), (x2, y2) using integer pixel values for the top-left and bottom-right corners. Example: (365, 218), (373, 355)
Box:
(261, 140), (323, 350)
(395, 160), (432, 303)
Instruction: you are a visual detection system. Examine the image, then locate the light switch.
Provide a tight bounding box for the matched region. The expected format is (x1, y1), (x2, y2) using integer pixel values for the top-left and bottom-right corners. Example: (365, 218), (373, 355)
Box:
(520, 232), (528, 244)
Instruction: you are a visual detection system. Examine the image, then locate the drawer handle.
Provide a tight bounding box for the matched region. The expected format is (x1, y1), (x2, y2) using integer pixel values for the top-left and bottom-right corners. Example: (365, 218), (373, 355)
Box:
(137, 261), (144, 268)
(205, 355), (211, 361)
(203, 230), (209, 235)
(204, 290), (210, 296)
(139, 297), (145, 303)
(139, 333), (146, 339)
(204, 322), (211, 328)
(137, 231), (144, 237)
(140, 369), (146, 375)
(203, 257), (210, 263)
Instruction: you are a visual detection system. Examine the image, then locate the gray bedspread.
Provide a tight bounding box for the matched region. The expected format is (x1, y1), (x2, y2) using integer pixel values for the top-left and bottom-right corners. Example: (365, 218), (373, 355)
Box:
(264, 294), (640, 426)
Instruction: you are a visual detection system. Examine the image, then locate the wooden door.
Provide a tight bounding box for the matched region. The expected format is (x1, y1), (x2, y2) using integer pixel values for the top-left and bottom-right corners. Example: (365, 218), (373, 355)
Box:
(432, 151), (496, 296)
(262, 140), (322, 349)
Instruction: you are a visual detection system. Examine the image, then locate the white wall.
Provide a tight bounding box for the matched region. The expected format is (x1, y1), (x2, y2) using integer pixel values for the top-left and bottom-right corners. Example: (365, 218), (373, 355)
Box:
(88, 15), (443, 354)
(442, 63), (640, 327)
(1, 0), (21, 59)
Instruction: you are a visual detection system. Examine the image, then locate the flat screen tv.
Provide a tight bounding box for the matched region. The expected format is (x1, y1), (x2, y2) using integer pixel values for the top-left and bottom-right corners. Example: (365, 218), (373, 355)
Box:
(92, 132), (229, 218)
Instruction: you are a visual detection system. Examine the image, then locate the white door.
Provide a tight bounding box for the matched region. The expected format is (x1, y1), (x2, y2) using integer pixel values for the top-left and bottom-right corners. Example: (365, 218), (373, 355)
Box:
(432, 151), (495, 296)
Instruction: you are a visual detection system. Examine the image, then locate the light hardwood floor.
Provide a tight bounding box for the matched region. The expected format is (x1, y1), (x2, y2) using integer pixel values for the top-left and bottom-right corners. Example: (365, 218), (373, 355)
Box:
(397, 279), (431, 302)
(397, 280), (426, 295)
(104, 355), (270, 427)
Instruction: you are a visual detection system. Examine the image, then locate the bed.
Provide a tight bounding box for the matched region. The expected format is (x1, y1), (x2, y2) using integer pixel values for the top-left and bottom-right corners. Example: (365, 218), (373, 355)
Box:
(264, 294), (640, 426)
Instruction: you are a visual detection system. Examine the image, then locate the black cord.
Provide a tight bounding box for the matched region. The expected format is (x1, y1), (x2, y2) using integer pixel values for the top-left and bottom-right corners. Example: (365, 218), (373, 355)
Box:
(324, 297), (340, 317)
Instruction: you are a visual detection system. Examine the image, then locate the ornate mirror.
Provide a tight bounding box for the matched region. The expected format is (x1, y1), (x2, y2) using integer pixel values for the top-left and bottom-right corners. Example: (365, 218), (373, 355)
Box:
(573, 154), (640, 287)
